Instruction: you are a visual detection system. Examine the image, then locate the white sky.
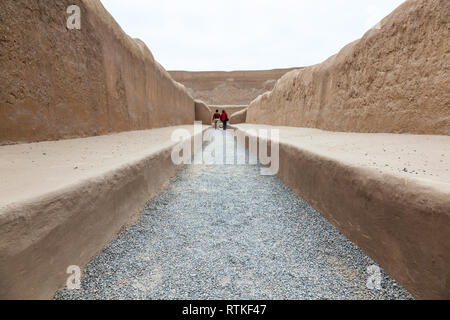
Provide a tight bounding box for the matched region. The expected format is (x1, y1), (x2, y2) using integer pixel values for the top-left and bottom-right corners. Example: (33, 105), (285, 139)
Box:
(100, 0), (405, 71)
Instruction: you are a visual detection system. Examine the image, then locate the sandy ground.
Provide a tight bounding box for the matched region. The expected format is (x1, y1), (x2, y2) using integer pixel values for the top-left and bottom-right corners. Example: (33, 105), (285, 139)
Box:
(234, 124), (450, 191)
(0, 126), (205, 210)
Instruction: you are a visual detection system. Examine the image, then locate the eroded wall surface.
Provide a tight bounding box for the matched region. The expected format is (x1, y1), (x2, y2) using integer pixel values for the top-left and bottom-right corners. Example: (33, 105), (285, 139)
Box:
(247, 0), (450, 135)
(169, 68), (299, 105)
(0, 0), (195, 145)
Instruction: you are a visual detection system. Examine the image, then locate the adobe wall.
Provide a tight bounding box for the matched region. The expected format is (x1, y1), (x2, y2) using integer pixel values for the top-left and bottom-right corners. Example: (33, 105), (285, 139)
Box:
(195, 100), (212, 125)
(0, 0), (195, 145)
(247, 0), (450, 135)
(233, 124), (450, 299)
(230, 109), (247, 125)
(170, 68), (299, 105)
(0, 126), (207, 299)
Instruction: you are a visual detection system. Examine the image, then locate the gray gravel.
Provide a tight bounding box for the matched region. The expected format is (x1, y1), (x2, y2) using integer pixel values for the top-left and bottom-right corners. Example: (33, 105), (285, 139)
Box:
(55, 130), (413, 300)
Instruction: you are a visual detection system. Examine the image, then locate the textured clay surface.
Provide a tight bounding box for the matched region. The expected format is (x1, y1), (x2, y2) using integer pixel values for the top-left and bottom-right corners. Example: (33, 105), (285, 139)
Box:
(170, 69), (299, 105)
(0, 126), (207, 299)
(247, 0), (450, 135)
(0, 0), (195, 145)
(234, 124), (450, 299)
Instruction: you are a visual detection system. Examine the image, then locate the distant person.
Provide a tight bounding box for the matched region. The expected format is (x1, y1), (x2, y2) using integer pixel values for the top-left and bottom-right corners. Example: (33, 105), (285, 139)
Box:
(221, 110), (229, 131)
(212, 110), (221, 130)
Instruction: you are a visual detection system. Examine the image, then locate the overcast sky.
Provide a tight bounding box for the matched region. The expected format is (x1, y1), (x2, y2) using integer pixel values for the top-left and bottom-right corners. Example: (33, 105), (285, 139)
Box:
(101, 0), (405, 71)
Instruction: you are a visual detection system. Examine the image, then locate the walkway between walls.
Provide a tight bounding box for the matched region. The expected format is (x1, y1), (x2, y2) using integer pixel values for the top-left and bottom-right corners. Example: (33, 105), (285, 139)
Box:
(55, 130), (412, 300)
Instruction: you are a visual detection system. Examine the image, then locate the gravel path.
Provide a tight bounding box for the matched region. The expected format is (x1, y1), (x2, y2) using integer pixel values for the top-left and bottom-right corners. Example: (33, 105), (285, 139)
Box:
(55, 130), (412, 300)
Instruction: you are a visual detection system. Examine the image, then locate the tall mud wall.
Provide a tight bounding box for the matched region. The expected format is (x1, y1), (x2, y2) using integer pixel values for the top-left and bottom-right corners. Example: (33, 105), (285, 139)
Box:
(0, 0), (195, 145)
(169, 68), (299, 105)
(247, 0), (450, 135)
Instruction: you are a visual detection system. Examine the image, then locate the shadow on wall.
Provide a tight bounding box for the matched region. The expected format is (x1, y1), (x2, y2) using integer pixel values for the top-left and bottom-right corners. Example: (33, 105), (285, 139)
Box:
(195, 100), (212, 125)
(230, 108), (248, 125)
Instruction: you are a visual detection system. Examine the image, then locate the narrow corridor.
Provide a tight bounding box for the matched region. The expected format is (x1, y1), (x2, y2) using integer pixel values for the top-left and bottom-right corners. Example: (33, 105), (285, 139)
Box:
(56, 130), (411, 300)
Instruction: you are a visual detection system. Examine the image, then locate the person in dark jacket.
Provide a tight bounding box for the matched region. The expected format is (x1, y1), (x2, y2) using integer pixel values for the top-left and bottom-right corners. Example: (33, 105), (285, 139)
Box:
(212, 110), (221, 130)
(220, 110), (229, 131)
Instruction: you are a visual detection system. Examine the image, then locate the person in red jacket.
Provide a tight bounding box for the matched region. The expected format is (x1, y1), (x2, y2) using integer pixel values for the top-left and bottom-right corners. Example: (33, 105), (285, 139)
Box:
(220, 110), (229, 131)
